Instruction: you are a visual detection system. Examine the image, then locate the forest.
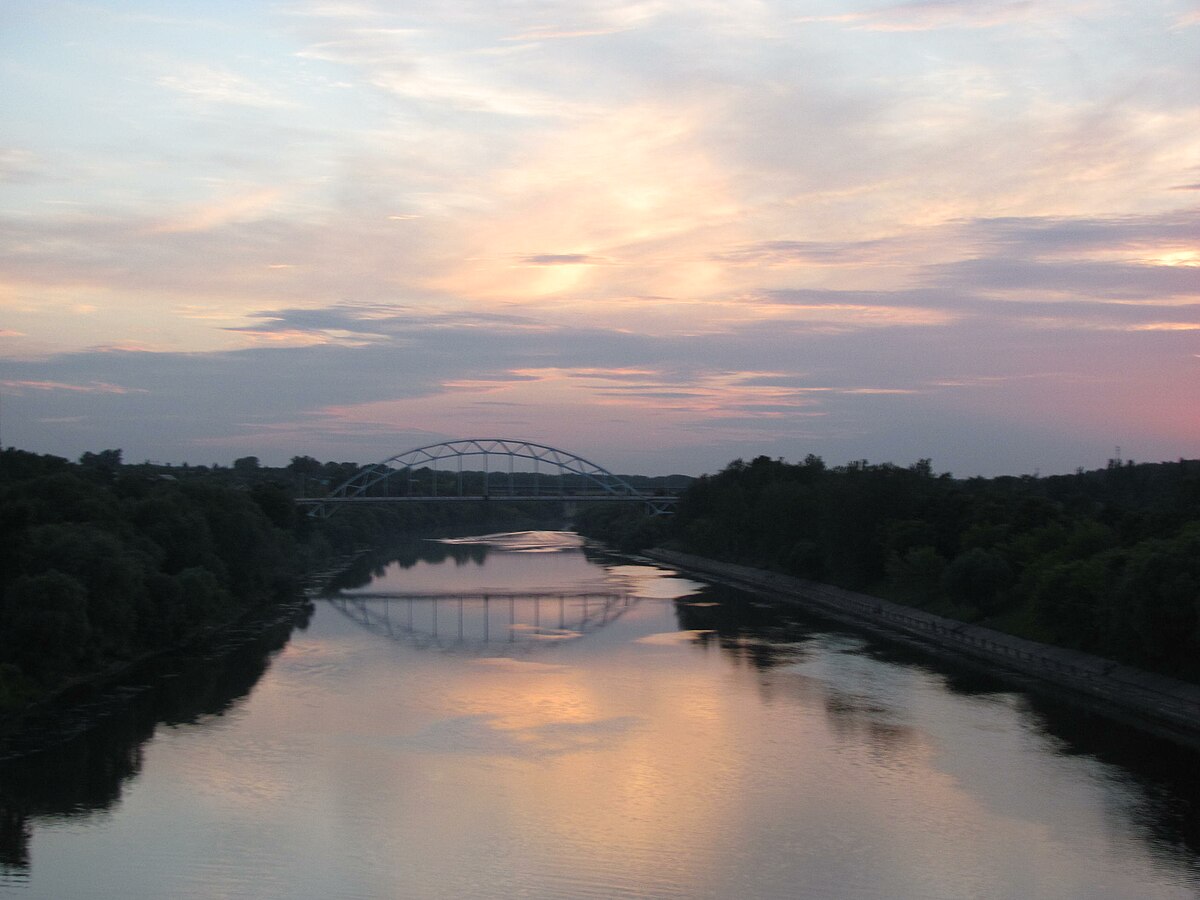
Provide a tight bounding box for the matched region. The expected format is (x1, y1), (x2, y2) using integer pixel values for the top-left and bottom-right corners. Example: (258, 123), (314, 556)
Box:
(5, 446), (1200, 716)
(579, 454), (1200, 683)
(0, 448), (563, 714)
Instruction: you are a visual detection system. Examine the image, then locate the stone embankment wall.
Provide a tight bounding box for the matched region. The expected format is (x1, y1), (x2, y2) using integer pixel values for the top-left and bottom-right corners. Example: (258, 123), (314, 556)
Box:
(645, 548), (1200, 747)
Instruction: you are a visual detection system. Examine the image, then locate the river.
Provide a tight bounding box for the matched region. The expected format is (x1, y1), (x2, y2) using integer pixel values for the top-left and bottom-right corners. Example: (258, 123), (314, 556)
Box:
(2, 530), (1199, 899)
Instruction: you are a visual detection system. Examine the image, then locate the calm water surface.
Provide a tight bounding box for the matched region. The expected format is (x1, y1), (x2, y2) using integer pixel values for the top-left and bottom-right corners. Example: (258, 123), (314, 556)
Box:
(2, 531), (1200, 899)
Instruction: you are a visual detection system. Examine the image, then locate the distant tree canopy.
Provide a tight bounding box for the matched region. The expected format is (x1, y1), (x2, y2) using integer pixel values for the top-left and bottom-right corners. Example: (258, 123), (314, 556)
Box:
(288, 455), (323, 477)
(0, 449), (305, 708)
(8, 444), (1199, 710)
(0, 447), (576, 711)
(578, 453), (1200, 683)
(78, 449), (122, 476)
(233, 455), (261, 473)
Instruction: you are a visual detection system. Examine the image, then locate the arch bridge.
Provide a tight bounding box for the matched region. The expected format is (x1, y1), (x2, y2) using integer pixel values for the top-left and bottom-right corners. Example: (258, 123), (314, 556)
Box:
(296, 438), (678, 517)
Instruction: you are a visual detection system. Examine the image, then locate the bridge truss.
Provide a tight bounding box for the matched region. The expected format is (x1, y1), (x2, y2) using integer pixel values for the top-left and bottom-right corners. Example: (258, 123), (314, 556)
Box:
(297, 438), (678, 517)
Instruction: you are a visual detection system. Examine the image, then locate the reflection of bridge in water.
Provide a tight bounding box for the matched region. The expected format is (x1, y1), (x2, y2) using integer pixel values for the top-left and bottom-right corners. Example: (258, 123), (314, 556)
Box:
(325, 589), (636, 653)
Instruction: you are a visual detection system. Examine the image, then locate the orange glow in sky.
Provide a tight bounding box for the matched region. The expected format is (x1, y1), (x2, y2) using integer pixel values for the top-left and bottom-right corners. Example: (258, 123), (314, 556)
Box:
(1, 1), (1197, 475)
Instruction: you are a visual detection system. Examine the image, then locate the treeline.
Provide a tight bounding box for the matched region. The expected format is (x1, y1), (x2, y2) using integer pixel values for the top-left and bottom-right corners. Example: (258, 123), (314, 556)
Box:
(10, 443), (1199, 705)
(579, 454), (1200, 682)
(0, 449), (303, 710)
(0, 448), (563, 713)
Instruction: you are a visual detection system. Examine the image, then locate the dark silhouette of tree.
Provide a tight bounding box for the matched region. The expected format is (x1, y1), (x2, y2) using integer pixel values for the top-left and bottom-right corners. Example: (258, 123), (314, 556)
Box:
(627, 452), (1200, 682)
(232, 455), (260, 474)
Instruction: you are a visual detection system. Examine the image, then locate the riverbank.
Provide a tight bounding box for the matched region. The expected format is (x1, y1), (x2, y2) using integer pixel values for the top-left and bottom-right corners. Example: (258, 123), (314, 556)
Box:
(645, 548), (1200, 749)
(0, 593), (317, 762)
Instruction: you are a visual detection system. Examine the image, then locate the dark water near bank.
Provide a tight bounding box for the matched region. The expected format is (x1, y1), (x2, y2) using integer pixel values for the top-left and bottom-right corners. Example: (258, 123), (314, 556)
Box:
(2, 531), (1199, 898)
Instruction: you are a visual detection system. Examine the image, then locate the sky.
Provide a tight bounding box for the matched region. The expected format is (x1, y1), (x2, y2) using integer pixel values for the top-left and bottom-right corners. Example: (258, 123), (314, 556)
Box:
(1, 0), (1198, 477)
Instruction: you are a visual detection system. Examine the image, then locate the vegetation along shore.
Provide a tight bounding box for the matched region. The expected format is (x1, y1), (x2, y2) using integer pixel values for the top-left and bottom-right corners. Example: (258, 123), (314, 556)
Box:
(577, 453), (1200, 742)
(0, 448), (563, 729)
(4, 445), (1199, 748)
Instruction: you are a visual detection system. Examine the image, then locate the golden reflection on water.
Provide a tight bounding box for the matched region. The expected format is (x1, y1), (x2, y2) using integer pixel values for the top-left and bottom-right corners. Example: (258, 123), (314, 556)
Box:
(635, 629), (716, 646)
(436, 643), (749, 892)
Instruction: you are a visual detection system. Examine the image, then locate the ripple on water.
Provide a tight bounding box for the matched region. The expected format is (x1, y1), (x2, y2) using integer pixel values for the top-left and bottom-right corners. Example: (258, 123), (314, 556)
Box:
(635, 629), (715, 646)
(437, 531), (585, 552)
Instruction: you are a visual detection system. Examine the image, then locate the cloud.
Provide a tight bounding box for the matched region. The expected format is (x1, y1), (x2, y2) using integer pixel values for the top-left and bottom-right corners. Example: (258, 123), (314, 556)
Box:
(2, 2), (1198, 477)
(960, 212), (1200, 257)
(291, 14), (584, 118)
(518, 254), (606, 266)
(759, 292), (959, 328)
(0, 148), (46, 184)
(4, 308), (1194, 475)
(931, 257), (1200, 299)
(504, 25), (632, 41)
(798, 1), (1044, 32)
(1174, 10), (1200, 29)
(714, 239), (907, 267)
(156, 65), (295, 108)
(1, 379), (148, 395)
(148, 189), (287, 235)
(228, 305), (556, 339)
(1127, 321), (1200, 332)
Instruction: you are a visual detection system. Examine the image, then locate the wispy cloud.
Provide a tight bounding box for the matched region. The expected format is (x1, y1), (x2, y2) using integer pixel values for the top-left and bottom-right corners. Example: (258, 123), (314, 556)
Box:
(157, 65), (295, 108)
(1173, 10), (1200, 29)
(518, 254), (607, 266)
(2, 379), (148, 395)
(797, 0), (1043, 32)
(0, 148), (45, 183)
(148, 189), (286, 234)
(293, 21), (581, 118)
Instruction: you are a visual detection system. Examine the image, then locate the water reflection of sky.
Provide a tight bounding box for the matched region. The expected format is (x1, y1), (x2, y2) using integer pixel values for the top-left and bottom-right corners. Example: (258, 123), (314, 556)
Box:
(326, 532), (708, 655)
(5, 533), (1200, 899)
(341, 547), (608, 595)
(336, 531), (706, 601)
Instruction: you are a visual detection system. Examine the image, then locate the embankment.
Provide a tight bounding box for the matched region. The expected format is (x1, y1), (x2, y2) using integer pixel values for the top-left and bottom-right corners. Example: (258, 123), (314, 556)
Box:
(645, 548), (1200, 748)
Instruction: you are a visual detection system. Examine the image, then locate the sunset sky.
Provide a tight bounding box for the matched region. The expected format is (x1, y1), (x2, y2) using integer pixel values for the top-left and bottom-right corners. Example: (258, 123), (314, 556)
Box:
(2, 1), (1197, 476)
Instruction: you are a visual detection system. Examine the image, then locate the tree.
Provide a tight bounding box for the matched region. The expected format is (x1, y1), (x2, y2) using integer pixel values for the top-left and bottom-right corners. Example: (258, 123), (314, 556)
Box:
(20, 523), (148, 656)
(233, 456), (261, 474)
(79, 449), (122, 471)
(1, 571), (91, 675)
(1030, 553), (1118, 650)
(288, 455), (323, 495)
(1109, 527), (1200, 676)
(288, 456), (322, 476)
(251, 482), (296, 530)
(942, 547), (1013, 615)
(887, 545), (946, 603)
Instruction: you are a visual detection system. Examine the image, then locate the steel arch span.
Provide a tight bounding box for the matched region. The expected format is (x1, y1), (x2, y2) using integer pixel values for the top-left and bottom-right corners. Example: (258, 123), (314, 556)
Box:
(300, 438), (677, 516)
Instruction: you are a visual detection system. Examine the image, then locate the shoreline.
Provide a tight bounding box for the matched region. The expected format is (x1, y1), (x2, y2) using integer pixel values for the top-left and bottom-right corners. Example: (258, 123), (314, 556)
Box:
(644, 548), (1200, 750)
(0, 551), (364, 745)
(0, 594), (316, 762)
